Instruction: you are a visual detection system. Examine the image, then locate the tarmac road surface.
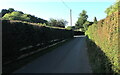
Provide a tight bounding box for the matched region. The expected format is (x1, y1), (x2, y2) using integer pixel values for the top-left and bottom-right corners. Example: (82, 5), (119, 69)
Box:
(14, 35), (92, 73)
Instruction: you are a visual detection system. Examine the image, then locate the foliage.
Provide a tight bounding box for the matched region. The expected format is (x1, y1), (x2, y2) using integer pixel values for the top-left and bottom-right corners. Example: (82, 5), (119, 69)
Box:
(1, 8), (48, 24)
(93, 17), (97, 24)
(85, 11), (119, 74)
(86, 38), (114, 73)
(105, 1), (120, 16)
(1, 9), (10, 17)
(66, 26), (75, 30)
(8, 8), (15, 13)
(83, 21), (90, 31)
(2, 20), (74, 63)
(75, 10), (88, 30)
(2, 11), (30, 21)
(86, 3), (120, 73)
(27, 14), (47, 24)
(48, 18), (67, 28)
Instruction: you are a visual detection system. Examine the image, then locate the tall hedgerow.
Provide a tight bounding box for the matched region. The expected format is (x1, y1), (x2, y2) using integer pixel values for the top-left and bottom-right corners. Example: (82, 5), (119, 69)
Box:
(85, 11), (119, 74)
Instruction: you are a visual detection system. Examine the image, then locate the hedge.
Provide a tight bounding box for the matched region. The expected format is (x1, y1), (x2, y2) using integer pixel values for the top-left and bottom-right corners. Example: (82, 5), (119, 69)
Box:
(2, 20), (74, 64)
(85, 11), (119, 74)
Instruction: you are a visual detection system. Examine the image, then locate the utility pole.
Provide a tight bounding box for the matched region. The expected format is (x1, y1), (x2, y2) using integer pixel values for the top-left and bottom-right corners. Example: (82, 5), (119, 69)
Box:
(70, 9), (72, 26)
(61, 0), (72, 26)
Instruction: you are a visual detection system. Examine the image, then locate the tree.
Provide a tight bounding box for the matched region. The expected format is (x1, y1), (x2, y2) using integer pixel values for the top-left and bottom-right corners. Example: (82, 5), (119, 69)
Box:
(75, 10), (88, 29)
(26, 14), (47, 24)
(1, 8), (15, 17)
(83, 21), (90, 31)
(2, 11), (30, 21)
(1, 8), (48, 24)
(49, 18), (57, 26)
(48, 18), (67, 28)
(94, 17), (97, 24)
(8, 8), (15, 13)
(66, 26), (75, 30)
(21, 14), (30, 21)
(17, 11), (24, 14)
(1, 9), (9, 17)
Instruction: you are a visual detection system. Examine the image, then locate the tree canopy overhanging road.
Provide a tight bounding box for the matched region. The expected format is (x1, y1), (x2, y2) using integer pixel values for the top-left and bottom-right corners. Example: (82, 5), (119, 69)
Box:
(14, 36), (92, 73)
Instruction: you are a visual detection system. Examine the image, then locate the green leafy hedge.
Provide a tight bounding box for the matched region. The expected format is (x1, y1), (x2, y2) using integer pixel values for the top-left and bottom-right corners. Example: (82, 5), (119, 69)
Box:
(105, 1), (120, 16)
(85, 11), (119, 74)
(2, 20), (74, 64)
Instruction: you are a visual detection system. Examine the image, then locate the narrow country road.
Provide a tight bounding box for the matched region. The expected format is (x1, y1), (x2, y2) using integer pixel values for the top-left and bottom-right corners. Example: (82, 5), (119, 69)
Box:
(14, 36), (92, 73)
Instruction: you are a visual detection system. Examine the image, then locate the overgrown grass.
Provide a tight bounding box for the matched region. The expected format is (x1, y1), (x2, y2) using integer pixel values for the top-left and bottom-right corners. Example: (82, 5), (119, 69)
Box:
(2, 38), (73, 74)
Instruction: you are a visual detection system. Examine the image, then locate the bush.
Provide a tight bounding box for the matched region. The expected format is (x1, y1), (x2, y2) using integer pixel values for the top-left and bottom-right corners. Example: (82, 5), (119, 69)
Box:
(105, 2), (120, 16)
(1, 8), (48, 24)
(48, 18), (67, 28)
(85, 11), (119, 74)
(2, 20), (74, 63)
(2, 11), (30, 21)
